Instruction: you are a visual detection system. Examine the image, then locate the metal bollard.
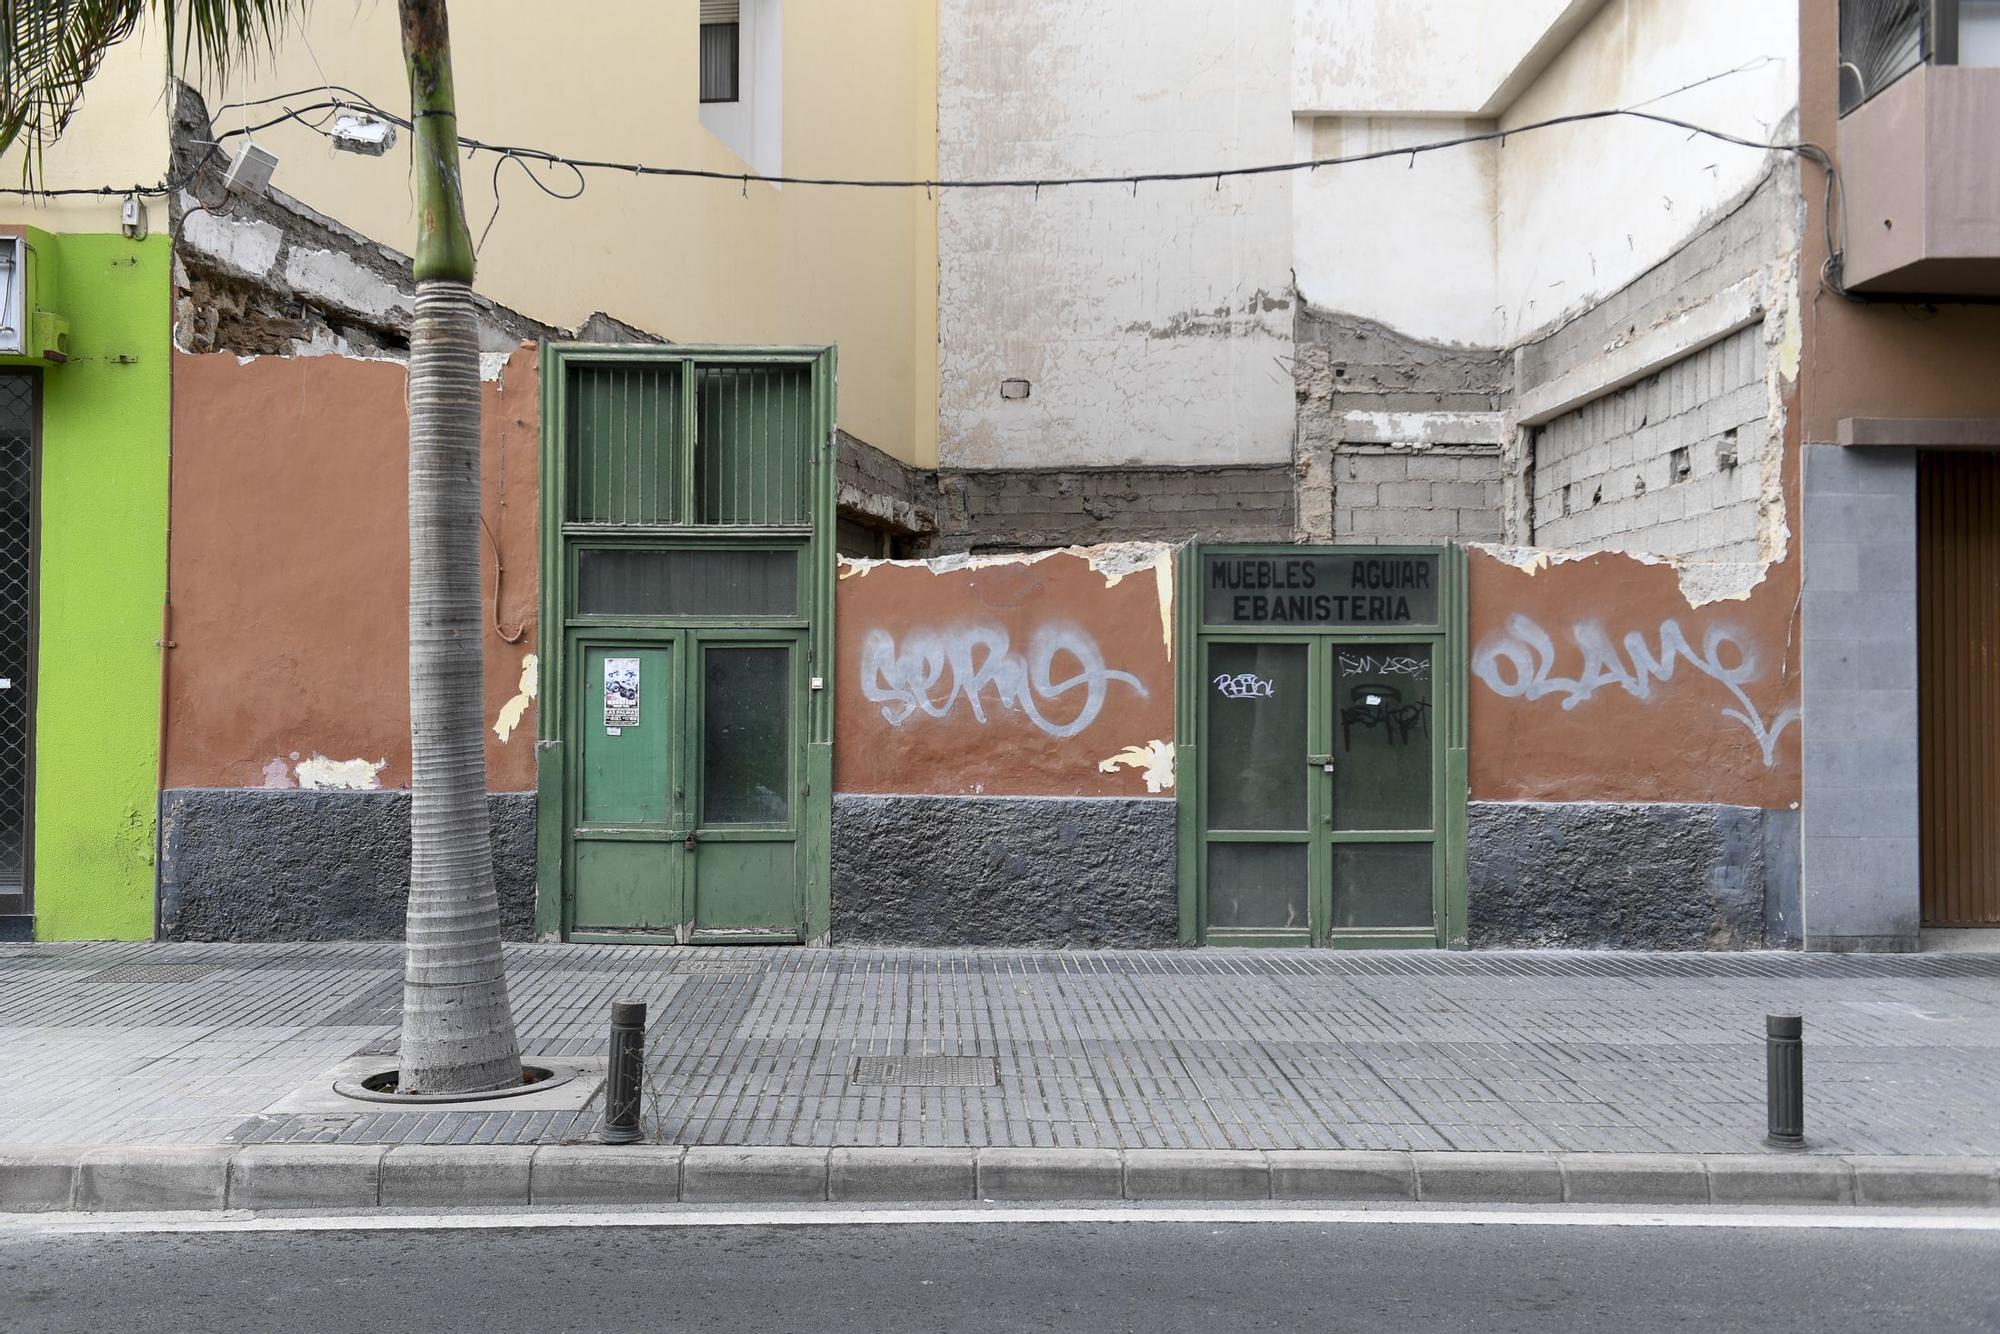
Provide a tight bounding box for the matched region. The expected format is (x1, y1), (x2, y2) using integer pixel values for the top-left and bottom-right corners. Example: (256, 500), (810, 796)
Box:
(1765, 1013), (1805, 1151)
(602, 999), (647, 1145)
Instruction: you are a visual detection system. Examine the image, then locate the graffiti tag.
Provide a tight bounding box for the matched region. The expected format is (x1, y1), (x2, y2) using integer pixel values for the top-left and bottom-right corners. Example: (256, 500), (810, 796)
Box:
(1470, 613), (1800, 767)
(859, 623), (1147, 739)
(1338, 652), (1429, 680)
(1213, 673), (1276, 700)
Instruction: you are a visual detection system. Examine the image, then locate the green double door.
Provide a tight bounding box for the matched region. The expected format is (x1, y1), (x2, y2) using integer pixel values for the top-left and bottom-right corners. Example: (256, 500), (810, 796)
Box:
(1191, 547), (1464, 947)
(568, 629), (805, 942)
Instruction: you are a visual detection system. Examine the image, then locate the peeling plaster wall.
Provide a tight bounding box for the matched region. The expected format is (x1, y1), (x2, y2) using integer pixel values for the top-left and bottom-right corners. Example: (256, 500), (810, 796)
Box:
(936, 0), (1294, 469)
(163, 346), (540, 794)
(835, 545), (1177, 798)
(1468, 543), (1801, 808)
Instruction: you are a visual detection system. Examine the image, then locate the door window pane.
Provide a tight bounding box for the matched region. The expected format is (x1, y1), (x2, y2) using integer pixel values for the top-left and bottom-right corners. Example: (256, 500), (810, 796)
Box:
(1205, 642), (1308, 831)
(1332, 644), (1434, 831)
(1333, 844), (1433, 930)
(1208, 843), (1308, 932)
(578, 548), (796, 617)
(703, 645), (790, 824)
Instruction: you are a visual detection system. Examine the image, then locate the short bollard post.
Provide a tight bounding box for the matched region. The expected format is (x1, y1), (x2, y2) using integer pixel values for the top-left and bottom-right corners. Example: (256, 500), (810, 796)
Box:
(1765, 1013), (1805, 1151)
(603, 999), (647, 1145)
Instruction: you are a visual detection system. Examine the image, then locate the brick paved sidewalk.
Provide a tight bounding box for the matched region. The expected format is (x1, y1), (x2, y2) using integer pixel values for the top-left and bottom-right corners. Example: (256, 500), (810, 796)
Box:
(3, 941), (1998, 1156)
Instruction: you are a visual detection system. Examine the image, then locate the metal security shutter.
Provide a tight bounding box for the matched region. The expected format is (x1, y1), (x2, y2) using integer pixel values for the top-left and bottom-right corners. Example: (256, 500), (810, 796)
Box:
(1918, 449), (2000, 927)
(0, 372), (35, 914)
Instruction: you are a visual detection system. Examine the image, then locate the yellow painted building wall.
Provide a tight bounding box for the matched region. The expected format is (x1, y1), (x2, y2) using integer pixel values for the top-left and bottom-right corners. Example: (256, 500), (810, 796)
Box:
(202, 0), (940, 466)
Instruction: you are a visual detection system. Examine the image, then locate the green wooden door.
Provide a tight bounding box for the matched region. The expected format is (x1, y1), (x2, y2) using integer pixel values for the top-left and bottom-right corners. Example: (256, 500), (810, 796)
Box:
(571, 637), (684, 936)
(539, 345), (836, 945)
(568, 629), (806, 942)
(1186, 546), (1466, 947)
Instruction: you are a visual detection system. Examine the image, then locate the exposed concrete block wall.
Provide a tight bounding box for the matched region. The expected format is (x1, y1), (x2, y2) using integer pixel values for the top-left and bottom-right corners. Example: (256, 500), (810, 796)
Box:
(933, 466), (1295, 551)
(1528, 323), (1769, 560)
(1332, 449), (1504, 544)
(1512, 166), (1801, 559)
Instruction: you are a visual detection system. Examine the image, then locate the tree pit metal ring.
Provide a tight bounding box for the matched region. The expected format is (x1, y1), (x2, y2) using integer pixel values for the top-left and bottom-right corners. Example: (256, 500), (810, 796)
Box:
(332, 1063), (579, 1104)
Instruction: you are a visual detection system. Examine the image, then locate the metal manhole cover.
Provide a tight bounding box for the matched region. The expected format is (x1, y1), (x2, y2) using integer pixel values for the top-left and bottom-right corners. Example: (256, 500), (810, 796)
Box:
(851, 1055), (997, 1088)
(81, 963), (220, 984)
(675, 960), (765, 975)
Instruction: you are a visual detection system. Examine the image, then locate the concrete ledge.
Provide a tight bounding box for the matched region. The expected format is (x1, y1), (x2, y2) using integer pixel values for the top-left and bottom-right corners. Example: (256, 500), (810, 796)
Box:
(829, 1148), (975, 1202)
(1850, 1156), (2000, 1207)
(9, 1146), (2000, 1215)
(1706, 1155), (1856, 1205)
(75, 1146), (233, 1212)
(978, 1148), (1124, 1201)
(1124, 1149), (1269, 1201)
(531, 1145), (683, 1206)
(1266, 1150), (1415, 1201)
(682, 1147), (829, 1203)
(1413, 1152), (1564, 1203)
(230, 1144), (385, 1210)
(1558, 1153), (1710, 1205)
(0, 1148), (82, 1212)
(379, 1145), (534, 1208)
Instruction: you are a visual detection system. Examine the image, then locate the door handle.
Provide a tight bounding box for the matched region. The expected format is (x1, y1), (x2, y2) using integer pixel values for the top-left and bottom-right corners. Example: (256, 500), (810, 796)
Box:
(683, 830), (697, 851)
(1306, 754), (1334, 771)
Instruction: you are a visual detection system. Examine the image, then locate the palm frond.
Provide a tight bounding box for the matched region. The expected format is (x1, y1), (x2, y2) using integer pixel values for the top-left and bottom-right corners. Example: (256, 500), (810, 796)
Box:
(2, 0), (309, 185)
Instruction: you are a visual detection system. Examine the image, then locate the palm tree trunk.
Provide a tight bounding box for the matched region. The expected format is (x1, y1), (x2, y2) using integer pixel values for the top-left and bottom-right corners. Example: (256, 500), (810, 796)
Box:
(395, 0), (523, 1095)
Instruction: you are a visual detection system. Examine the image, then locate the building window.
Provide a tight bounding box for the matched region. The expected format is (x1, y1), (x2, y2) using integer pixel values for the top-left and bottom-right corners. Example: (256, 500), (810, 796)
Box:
(701, 1), (740, 104)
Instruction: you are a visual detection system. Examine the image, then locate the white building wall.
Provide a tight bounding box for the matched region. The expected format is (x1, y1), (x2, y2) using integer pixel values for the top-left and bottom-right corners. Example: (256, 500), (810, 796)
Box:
(1495, 0), (1799, 344)
(1292, 116), (1499, 349)
(936, 0), (1296, 469)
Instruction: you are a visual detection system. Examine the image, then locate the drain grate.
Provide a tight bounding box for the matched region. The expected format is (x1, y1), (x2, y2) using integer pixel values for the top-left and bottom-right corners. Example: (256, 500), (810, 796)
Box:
(81, 963), (219, 984)
(851, 1055), (997, 1088)
(675, 960), (765, 975)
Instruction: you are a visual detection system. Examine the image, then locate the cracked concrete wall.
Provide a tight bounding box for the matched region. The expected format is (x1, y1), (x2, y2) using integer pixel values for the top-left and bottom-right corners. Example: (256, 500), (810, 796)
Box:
(937, 0), (1295, 469)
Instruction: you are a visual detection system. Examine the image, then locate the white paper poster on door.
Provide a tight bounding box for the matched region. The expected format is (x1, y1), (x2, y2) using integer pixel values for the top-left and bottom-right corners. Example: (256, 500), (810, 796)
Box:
(604, 657), (640, 730)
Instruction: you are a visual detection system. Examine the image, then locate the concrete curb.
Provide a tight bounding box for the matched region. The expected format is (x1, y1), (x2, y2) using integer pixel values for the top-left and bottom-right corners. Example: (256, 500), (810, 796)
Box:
(3, 1146), (1998, 1214)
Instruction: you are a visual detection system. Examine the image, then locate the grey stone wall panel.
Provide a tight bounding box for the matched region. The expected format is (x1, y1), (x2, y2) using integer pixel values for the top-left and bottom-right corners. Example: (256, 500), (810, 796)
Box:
(159, 789), (538, 942)
(1468, 801), (1779, 949)
(832, 794), (1179, 947)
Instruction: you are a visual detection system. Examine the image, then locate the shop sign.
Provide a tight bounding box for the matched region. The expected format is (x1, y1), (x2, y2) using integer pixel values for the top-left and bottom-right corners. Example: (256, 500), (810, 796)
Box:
(1203, 552), (1440, 627)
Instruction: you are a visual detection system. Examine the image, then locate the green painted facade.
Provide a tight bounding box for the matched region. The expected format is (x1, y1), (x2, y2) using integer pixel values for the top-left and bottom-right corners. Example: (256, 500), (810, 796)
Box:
(31, 233), (169, 940)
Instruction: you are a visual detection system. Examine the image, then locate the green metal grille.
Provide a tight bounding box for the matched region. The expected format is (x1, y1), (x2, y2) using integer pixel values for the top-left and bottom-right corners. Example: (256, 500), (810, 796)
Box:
(696, 365), (810, 526)
(566, 362), (683, 525)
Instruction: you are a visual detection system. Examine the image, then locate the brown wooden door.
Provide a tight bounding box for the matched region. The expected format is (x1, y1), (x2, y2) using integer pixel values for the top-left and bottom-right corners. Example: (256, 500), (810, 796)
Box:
(1918, 450), (2000, 927)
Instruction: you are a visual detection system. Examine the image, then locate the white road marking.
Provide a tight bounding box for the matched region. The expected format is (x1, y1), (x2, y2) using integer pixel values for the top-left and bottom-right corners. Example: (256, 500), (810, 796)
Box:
(6, 1205), (2000, 1236)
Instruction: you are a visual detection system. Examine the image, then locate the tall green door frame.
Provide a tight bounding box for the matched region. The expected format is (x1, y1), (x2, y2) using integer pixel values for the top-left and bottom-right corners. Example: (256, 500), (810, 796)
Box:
(1177, 543), (1469, 948)
(533, 344), (836, 944)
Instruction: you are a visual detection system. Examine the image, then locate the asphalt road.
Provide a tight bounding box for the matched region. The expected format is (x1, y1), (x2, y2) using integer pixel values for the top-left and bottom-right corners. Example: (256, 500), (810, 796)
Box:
(5, 1209), (1999, 1333)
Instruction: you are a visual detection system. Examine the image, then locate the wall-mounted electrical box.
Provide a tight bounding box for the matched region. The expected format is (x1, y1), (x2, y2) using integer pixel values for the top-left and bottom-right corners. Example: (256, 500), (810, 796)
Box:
(0, 228), (70, 364)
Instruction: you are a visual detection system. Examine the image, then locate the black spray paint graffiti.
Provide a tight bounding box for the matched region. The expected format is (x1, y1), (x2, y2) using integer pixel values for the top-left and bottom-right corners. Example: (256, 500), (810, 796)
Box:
(1471, 614), (1800, 767)
(859, 623), (1147, 739)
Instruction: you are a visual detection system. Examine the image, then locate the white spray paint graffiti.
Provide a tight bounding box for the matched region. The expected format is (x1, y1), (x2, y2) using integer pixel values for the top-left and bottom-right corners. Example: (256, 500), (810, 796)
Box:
(1471, 614), (1800, 767)
(860, 623), (1147, 739)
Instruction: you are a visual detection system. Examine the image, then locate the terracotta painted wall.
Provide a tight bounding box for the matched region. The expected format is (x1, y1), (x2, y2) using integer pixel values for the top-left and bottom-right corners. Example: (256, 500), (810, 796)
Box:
(1468, 545), (1803, 808)
(834, 546), (1177, 798)
(165, 347), (541, 793)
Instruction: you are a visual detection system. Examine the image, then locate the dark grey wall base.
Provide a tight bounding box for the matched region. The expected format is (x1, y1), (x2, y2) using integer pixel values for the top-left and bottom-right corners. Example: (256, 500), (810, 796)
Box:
(1468, 801), (1799, 951)
(159, 789), (537, 942)
(833, 795), (1179, 948)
